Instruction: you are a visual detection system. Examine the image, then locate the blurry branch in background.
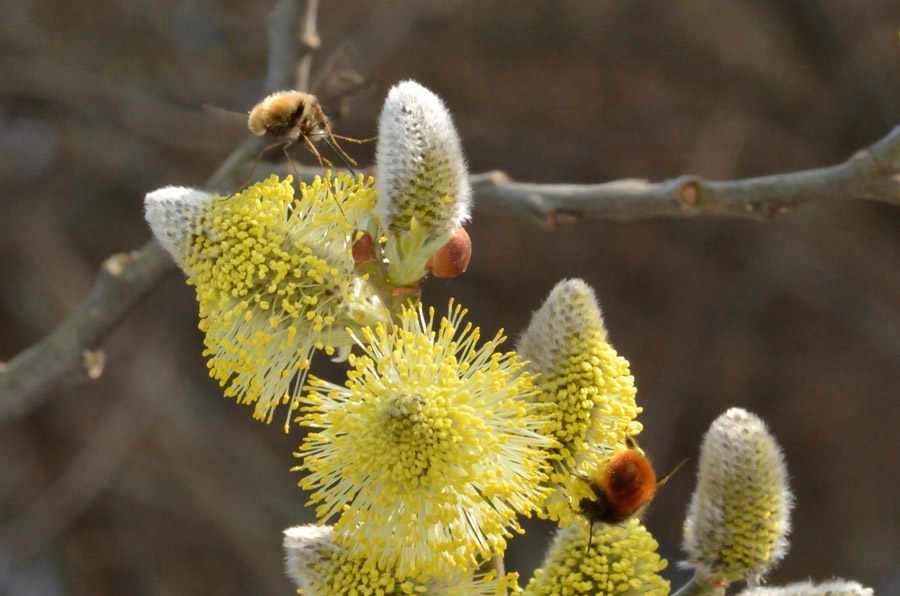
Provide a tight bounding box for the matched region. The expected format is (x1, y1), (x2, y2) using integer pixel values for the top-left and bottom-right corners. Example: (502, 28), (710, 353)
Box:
(3, 0), (900, 423)
(265, 0), (304, 92)
(0, 397), (155, 562)
(295, 0), (320, 94)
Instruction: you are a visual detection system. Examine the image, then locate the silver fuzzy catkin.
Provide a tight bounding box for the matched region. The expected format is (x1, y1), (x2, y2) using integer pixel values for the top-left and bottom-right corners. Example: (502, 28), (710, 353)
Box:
(682, 408), (793, 586)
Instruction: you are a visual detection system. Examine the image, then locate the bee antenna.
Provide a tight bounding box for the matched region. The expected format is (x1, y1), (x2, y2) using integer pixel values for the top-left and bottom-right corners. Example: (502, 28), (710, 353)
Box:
(657, 457), (690, 488)
(282, 142), (305, 187)
(237, 139), (292, 192)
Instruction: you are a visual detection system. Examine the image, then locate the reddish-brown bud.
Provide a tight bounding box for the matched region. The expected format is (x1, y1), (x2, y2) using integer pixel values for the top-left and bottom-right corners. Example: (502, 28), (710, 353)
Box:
(426, 226), (471, 278)
(351, 230), (376, 270)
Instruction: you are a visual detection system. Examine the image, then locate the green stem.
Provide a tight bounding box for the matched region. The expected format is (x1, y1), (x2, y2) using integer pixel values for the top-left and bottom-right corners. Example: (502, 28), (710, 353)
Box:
(356, 243), (421, 324)
(671, 575), (726, 596)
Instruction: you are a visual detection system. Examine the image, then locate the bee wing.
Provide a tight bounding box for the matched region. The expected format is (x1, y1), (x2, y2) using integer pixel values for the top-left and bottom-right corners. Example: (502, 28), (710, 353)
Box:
(191, 103), (250, 146)
(311, 45), (375, 122)
(202, 103), (254, 131)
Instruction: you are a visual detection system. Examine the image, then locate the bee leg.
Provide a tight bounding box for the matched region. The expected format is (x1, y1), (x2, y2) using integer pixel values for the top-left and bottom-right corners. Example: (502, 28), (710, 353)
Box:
(587, 521), (594, 554)
(281, 141), (305, 188)
(236, 139), (289, 192)
(302, 135), (345, 216)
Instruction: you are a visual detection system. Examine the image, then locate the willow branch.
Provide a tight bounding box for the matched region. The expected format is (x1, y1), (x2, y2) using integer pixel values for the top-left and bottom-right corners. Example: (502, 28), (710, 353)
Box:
(472, 123), (900, 227)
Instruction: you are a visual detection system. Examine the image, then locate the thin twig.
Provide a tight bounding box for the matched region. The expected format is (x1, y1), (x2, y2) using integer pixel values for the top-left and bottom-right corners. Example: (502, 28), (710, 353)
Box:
(209, 0), (311, 194)
(209, 0), (321, 193)
(295, 0), (321, 92)
(264, 0), (304, 93)
(234, 123), (900, 226)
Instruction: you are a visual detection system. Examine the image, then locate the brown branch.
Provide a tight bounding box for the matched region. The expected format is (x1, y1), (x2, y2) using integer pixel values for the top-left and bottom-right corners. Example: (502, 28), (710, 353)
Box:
(472, 123), (900, 227)
(262, 0), (319, 93)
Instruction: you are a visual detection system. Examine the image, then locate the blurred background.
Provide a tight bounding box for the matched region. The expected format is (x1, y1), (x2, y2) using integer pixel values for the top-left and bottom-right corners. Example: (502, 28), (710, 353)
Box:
(2, 1), (900, 594)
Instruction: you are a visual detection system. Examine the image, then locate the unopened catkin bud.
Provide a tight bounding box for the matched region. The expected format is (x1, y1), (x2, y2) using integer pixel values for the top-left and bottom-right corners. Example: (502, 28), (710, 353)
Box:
(351, 230), (377, 270)
(143, 186), (213, 267)
(426, 226), (471, 278)
(737, 580), (874, 596)
(682, 408), (793, 586)
(375, 80), (471, 286)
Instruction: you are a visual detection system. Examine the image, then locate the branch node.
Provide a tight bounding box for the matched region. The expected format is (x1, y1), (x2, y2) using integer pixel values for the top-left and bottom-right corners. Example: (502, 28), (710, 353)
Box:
(301, 31), (320, 50)
(547, 208), (582, 230)
(748, 200), (789, 220)
(675, 177), (700, 209)
(81, 349), (106, 380)
(489, 170), (510, 184)
(103, 252), (137, 277)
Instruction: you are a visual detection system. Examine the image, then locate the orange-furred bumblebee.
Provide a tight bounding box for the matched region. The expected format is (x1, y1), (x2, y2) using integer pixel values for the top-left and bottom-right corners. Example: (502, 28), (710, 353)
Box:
(575, 437), (686, 549)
